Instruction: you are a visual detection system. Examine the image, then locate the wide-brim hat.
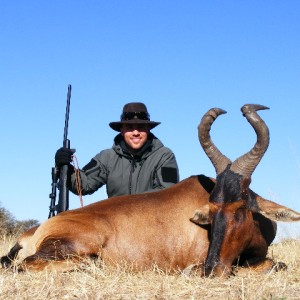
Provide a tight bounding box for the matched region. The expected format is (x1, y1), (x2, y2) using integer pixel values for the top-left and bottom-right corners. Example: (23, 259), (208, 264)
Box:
(109, 102), (161, 132)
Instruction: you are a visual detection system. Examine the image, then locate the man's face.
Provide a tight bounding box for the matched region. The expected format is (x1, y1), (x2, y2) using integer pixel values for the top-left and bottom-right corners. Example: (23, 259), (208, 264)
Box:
(121, 124), (149, 151)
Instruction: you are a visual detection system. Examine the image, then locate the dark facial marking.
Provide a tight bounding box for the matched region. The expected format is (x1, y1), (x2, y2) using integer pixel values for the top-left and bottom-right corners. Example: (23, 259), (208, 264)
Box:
(210, 168), (243, 204)
(205, 210), (226, 270)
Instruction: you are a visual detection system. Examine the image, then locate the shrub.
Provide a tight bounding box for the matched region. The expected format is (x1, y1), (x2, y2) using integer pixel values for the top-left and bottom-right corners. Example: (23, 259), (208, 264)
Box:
(0, 203), (39, 236)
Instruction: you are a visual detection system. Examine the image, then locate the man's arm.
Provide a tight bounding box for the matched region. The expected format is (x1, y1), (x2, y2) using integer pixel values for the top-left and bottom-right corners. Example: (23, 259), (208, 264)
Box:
(152, 148), (179, 190)
(69, 153), (108, 196)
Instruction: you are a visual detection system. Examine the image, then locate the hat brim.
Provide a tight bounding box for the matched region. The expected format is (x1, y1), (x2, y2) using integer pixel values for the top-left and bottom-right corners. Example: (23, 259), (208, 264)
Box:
(109, 120), (161, 132)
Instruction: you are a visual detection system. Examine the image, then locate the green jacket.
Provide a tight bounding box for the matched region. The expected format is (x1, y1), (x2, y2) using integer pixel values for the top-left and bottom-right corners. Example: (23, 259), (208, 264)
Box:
(70, 133), (179, 198)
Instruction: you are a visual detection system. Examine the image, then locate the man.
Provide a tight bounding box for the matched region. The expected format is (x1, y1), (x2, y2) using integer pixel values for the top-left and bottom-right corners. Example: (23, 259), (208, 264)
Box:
(55, 102), (179, 198)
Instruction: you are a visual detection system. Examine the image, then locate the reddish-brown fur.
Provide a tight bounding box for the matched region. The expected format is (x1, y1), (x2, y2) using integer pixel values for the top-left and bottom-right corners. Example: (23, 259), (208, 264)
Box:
(21, 176), (211, 271)
(1, 175), (299, 275)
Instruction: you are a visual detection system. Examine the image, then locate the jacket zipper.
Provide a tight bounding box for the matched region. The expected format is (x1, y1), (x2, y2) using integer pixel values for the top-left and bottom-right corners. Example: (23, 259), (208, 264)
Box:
(128, 156), (136, 194)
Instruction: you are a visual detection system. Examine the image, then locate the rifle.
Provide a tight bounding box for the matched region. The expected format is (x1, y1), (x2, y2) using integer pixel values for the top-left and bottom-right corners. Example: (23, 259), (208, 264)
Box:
(48, 84), (73, 218)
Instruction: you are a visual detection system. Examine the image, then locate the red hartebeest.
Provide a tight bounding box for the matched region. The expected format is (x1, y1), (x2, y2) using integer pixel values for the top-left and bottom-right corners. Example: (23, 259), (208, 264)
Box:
(1, 104), (300, 276)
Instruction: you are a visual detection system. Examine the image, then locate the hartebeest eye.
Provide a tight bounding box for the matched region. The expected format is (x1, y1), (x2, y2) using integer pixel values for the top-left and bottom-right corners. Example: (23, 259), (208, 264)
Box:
(233, 210), (244, 223)
(233, 206), (247, 224)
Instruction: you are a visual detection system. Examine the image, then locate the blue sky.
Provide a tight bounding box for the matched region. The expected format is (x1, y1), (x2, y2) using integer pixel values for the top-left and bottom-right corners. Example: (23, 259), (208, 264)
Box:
(1, 1), (299, 240)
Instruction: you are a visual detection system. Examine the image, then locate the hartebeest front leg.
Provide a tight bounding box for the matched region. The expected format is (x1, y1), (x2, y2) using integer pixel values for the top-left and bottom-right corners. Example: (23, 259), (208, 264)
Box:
(234, 257), (287, 275)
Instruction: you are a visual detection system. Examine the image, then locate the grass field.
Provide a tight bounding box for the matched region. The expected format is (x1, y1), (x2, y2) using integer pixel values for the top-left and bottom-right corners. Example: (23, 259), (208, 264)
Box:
(0, 236), (299, 300)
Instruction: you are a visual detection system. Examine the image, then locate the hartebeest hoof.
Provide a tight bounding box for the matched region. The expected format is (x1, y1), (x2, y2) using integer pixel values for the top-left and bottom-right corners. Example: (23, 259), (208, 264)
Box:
(236, 258), (287, 275)
(0, 256), (12, 269)
(273, 261), (287, 272)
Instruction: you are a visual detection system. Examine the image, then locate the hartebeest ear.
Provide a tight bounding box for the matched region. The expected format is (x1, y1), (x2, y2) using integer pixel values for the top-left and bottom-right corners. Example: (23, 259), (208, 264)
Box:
(190, 204), (211, 225)
(256, 196), (300, 222)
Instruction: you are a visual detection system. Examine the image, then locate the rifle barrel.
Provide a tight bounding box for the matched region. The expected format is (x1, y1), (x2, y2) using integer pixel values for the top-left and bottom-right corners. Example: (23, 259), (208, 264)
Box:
(63, 84), (72, 145)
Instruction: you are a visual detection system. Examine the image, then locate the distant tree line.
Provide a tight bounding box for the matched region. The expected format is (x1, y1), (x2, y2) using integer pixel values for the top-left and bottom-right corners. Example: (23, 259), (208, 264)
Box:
(0, 203), (39, 236)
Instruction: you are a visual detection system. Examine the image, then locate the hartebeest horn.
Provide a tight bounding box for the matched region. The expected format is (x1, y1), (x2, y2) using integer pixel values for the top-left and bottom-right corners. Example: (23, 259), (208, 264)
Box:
(198, 108), (231, 175)
(230, 104), (270, 177)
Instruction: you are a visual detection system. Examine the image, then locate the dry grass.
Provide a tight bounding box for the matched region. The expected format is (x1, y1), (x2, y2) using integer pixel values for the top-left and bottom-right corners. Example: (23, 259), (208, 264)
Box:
(0, 236), (299, 300)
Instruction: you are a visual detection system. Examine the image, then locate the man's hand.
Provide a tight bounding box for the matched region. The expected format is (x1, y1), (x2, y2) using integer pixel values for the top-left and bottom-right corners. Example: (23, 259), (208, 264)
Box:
(55, 147), (76, 166)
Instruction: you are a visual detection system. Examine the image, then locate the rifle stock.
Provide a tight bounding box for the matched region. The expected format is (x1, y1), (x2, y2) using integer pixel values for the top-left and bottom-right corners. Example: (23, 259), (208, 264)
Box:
(48, 84), (72, 218)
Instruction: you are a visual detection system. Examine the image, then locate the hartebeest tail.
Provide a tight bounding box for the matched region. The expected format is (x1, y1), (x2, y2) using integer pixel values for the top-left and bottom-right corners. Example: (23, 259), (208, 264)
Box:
(1, 104), (300, 276)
